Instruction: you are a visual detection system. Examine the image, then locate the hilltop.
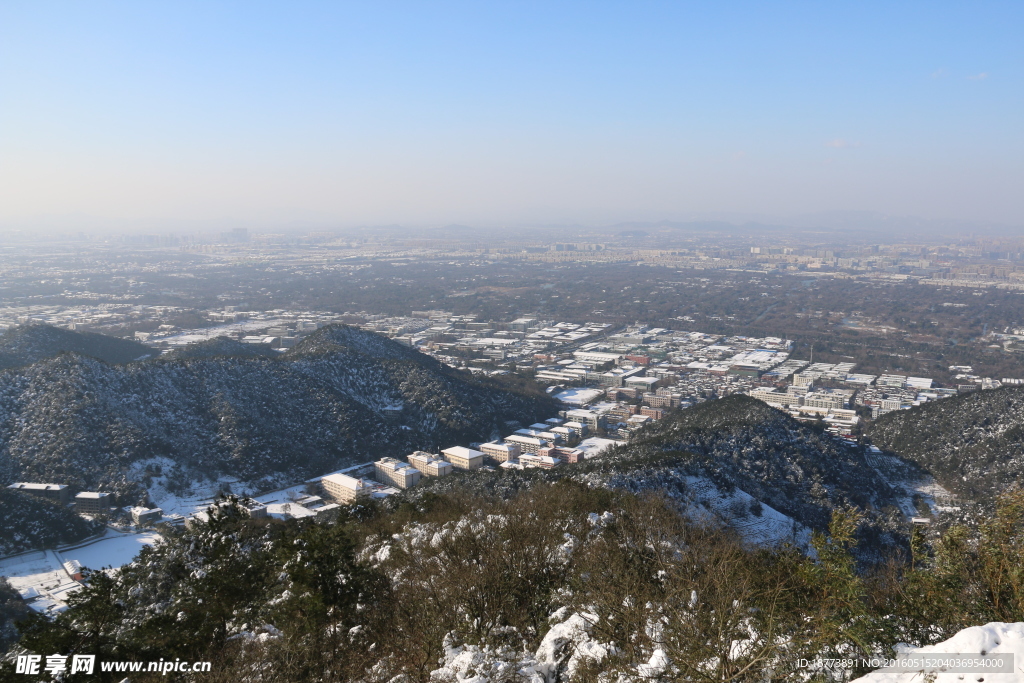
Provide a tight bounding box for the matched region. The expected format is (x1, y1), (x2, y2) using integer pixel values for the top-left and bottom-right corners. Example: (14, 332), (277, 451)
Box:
(0, 325), (557, 499)
(0, 324), (151, 370)
(163, 336), (280, 360)
(866, 385), (1024, 499)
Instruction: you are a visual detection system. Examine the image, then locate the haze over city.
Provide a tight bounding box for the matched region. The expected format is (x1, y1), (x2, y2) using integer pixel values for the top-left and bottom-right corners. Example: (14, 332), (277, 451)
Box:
(1, 1), (1021, 233)
(6, 3), (1024, 680)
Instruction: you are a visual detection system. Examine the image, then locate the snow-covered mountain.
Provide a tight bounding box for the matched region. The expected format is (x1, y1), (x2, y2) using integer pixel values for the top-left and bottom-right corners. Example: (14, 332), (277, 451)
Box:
(411, 395), (906, 552)
(867, 385), (1024, 500)
(0, 325), (556, 499)
(0, 324), (151, 370)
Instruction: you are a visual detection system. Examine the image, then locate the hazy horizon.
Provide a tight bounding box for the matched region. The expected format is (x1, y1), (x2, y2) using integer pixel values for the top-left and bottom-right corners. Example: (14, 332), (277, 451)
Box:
(2, 2), (1021, 233)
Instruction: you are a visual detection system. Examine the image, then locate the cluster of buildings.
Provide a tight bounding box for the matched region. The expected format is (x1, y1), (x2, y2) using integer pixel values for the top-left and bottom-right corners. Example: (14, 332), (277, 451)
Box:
(6, 482), (166, 527)
(441, 322), (1015, 438)
(305, 409), (627, 506)
(749, 362), (1020, 428)
(185, 494), (341, 527)
(0, 303), (199, 334)
(379, 313), (614, 365)
(144, 309), (347, 351)
(0, 301), (355, 355)
(628, 241), (1024, 292)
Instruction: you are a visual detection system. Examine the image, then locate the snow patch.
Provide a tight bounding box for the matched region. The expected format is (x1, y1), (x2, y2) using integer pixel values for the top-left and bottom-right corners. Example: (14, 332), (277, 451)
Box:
(853, 622), (1024, 682)
(576, 437), (619, 459)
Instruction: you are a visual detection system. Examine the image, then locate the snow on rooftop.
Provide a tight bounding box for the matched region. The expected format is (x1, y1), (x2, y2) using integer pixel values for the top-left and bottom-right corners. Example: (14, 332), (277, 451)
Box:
(442, 446), (484, 458)
(557, 389), (602, 405)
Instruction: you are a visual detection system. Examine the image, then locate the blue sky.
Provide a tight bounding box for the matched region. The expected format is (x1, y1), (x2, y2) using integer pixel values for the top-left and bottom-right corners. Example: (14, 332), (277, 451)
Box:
(1, 1), (1021, 231)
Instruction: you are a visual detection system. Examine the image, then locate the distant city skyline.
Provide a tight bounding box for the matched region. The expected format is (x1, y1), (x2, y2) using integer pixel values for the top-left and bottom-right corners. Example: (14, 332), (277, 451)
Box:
(1, 1), (1021, 232)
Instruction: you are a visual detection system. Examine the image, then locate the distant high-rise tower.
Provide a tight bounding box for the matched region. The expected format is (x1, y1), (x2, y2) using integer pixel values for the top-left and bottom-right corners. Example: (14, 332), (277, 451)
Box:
(219, 227), (249, 243)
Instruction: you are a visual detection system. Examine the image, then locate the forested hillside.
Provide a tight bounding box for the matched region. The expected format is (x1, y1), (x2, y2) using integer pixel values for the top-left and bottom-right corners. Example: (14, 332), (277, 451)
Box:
(9, 486), (1024, 682)
(0, 324), (151, 370)
(413, 396), (905, 545)
(163, 336), (279, 360)
(0, 489), (104, 556)
(0, 325), (556, 499)
(0, 578), (30, 654)
(867, 385), (1024, 499)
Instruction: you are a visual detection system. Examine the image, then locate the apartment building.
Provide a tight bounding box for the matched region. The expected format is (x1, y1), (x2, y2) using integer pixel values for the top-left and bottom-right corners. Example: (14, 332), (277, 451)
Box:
(510, 317), (539, 332)
(539, 445), (585, 464)
(537, 430), (563, 444)
(604, 405), (638, 423)
(407, 451), (454, 476)
(374, 457), (423, 489)
(878, 374), (908, 389)
(441, 446), (485, 470)
(624, 376), (661, 392)
(639, 407), (665, 420)
(321, 473), (372, 504)
(627, 415), (652, 428)
(241, 500), (269, 519)
(562, 421), (589, 437)
(131, 507), (163, 525)
(750, 388), (803, 408)
(503, 434), (548, 455)
(803, 393), (847, 410)
(598, 367), (646, 388)
(480, 441), (521, 463)
(792, 373), (815, 388)
(879, 398), (903, 413)
(560, 448), (586, 464)
(549, 426), (574, 442)
(565, 409), (602, 430)
(7, 482), (71, 506)
(519, 453), (562, 469)
(572, 350), (621, 367)
(74, 491), (112, 515)
(645, 393), (680, 409)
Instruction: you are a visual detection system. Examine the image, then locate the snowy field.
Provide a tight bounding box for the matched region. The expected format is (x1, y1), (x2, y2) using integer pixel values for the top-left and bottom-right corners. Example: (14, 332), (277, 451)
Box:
(145, 459), (375, 519)
(577, 437), (619, 459)
(0, 550), (72, 603)
(253, 484), (311, 506)
(864, 447), (957, 518)
(0, 529), (161, 616)
(63, 529), (162, 572)
(264, 503), (317, 520)
(147, 473), (257, 517)
(681, 476), (812, 548)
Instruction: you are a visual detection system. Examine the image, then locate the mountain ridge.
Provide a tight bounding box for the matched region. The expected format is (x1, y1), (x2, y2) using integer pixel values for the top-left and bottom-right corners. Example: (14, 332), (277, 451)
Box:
(0, 324), (151, 370)
(0, 325), (557, 500)
(866, 384), (1024, 499)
